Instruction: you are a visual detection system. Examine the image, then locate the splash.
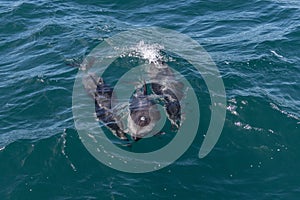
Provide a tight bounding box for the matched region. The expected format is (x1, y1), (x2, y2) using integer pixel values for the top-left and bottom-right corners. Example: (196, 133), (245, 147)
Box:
(130, 41), (165, 64)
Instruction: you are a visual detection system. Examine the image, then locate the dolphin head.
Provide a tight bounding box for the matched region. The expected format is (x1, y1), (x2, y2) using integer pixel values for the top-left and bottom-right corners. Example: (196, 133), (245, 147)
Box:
(130, 109), (151, 127)
(128, 84), (161, 140)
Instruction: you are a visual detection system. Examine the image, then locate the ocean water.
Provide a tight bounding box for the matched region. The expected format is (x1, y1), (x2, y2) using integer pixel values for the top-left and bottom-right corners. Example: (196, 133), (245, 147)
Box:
(0, 0), (300, 199)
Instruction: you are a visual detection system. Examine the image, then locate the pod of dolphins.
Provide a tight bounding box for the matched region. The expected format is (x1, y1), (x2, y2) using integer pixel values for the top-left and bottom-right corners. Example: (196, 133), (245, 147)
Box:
(82, 61), (184, 142)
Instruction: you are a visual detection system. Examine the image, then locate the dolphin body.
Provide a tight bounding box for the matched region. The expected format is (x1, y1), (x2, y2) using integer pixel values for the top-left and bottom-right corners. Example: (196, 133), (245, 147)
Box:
(82, 73), (128, 141)
(148, 61), (184, 128)
(127, 83), (161, 141)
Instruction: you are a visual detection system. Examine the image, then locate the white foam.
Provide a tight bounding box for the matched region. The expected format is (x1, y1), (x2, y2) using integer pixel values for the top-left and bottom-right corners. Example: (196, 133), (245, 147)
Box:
(131, 41), (164, 64)
(270, 50), (284, 58)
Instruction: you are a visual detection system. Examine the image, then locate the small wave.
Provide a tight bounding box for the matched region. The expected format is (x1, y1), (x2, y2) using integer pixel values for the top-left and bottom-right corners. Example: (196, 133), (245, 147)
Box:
(270, 102), (300, 122)
(270, 50), (284, 58)
(227, 97), (293, 135)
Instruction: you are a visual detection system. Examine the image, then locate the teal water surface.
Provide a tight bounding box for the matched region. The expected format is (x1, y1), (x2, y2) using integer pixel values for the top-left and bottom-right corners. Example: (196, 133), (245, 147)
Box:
(0, 0), (300, 199)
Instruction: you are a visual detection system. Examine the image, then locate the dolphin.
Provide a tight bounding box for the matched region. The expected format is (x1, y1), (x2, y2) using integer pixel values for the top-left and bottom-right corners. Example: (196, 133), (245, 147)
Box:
(82, 73), (128, 141)
(148, 61), (184, 128)
(127, 83), (161, 141)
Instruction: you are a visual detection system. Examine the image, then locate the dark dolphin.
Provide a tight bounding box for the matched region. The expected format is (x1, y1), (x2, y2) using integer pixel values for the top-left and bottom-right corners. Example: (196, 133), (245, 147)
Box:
(149, 62), (184, 128)
(82, 73), (128, 141)
(128, 83), (161, 141)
